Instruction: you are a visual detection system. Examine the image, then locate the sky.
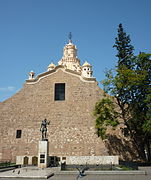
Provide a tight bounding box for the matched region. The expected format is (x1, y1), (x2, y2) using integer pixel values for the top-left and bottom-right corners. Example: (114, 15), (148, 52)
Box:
(0, 0), (151, 102)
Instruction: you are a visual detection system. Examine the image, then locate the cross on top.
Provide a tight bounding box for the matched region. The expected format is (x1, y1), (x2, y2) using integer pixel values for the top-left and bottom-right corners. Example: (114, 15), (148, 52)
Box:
(68, 32), (72, 42)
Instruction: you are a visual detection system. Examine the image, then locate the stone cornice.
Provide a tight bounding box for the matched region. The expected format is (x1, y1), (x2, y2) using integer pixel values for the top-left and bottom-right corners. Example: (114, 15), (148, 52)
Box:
(26, 65), (96, 84)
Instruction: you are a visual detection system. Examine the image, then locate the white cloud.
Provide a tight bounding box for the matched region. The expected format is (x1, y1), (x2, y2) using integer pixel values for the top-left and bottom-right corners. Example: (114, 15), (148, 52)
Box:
(0, 86), (16, 92)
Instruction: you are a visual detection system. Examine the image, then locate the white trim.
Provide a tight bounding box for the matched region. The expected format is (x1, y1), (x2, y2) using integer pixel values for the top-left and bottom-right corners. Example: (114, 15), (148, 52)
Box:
(26, 68), (96, 85)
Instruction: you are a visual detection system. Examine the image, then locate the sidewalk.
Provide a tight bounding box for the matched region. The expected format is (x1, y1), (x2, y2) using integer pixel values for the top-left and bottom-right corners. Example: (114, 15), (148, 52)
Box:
(138, 166), (151, 175)
(56, 170), (146, 175)
(0, 166), (147, 179)
(0, 167), (54, 179)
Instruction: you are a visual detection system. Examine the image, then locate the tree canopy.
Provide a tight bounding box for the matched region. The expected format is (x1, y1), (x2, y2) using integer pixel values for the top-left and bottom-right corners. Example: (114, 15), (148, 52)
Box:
(94, 23), (151, 162)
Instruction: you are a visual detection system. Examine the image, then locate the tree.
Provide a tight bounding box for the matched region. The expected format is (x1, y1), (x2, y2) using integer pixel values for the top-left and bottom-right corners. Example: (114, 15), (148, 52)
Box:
(113, 23), (134, 68)
(135, 53), (151, 161)
(94, 97), (119, 139)
(94, 23), (151, 162)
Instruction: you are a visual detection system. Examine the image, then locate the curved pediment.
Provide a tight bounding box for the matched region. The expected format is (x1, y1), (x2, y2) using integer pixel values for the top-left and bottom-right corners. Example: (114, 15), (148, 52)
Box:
(26, 65), (96, 84)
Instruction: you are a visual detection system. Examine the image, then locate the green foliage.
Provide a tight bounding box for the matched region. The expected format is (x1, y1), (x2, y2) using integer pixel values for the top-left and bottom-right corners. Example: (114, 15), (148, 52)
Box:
(143, 119), (151, 133)
(113, 23), (134, 68)
(118, 165), (134, 171)
(96, 23), (151, 161)
(0, 162), (15, 168)
(94, 97), (119, 139)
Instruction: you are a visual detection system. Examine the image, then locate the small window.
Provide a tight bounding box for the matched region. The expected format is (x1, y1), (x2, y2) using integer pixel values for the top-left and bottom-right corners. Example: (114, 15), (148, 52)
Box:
(16, 130), (22, 138)
(40, 154), (45, 164)
(40, 154), (45, 158)
(40, 159), (45, 163)
(62, 157), (66, 160)
(55, 83), (65, 101)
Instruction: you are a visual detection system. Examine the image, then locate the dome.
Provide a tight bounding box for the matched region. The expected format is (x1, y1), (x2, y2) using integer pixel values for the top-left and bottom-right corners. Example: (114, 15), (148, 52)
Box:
(82, 61), (91, 67)
(47, 62), (55, 71)
(48, 62), (55, 68)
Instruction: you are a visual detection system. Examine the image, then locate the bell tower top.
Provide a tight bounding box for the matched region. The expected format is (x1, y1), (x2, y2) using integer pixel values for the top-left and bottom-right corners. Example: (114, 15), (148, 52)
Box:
(56, 34), (93, 77)
(58, 33), (81, 72)
(27, 34), (94, 82)
(63, 32), (77, 58)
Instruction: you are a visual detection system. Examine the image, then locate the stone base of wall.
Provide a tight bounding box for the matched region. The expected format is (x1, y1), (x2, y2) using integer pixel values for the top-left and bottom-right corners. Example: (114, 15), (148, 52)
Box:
(62, 156), (119, 165)
(16, 156), (38, 166)
(16, 155), (119, 166)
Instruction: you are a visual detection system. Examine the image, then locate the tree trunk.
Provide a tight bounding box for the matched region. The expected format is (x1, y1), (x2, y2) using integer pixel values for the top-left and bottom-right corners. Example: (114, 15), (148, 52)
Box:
(146, 139), (151, 162)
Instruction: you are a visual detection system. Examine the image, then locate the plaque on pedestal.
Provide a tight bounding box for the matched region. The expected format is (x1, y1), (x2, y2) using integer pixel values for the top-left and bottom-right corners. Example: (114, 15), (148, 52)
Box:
(38, 140), (49, 168)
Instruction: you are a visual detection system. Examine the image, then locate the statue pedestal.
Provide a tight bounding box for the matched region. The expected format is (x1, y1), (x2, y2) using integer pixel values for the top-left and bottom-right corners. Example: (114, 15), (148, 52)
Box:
(38, 140), (49, 168)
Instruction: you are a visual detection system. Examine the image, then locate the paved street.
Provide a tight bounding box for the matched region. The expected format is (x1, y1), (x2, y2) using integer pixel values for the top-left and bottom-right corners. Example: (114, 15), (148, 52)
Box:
(0, 174), (151, 180)
(0, 166), (150, 180)
(52, 174), (151, 180)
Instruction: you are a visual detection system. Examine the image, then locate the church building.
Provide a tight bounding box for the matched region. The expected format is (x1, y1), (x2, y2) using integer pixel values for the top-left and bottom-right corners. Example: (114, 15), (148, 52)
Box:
(0, 36), (137, 166)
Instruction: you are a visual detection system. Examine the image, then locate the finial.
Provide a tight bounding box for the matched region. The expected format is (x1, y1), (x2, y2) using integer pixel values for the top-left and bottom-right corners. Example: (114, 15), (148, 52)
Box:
(68, 32), (72, 43)
(29, 70), (35, 79)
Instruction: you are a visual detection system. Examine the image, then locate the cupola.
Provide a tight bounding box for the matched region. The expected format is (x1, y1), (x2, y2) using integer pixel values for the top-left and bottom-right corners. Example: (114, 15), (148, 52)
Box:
(81, 61), (93, 78)
(58, 33), (81, 72)
(47, 62), (55, 71)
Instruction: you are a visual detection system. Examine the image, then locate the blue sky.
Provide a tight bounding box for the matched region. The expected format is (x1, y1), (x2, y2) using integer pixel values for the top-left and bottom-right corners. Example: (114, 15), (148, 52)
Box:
(0, 0), (151, 102)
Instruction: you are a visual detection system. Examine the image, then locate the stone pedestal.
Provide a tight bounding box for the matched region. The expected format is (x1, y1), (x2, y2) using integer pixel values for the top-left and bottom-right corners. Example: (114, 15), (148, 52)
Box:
(38, 140), (48, 168)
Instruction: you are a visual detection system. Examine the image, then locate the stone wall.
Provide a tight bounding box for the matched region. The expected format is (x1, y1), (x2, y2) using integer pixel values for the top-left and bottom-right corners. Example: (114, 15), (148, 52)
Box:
(63, 156), (119, 165)
(0, 68), (107, 162)
(0, 67), (139, 162)
(16, 155), (119, 165)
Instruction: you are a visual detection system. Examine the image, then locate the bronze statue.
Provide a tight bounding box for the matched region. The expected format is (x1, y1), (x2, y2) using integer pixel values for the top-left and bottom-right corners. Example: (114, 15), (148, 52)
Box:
(40, 119), (50, 140)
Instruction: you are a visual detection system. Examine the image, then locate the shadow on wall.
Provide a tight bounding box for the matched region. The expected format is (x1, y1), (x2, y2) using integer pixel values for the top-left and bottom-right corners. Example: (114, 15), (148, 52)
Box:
(105, 135), (138, 161)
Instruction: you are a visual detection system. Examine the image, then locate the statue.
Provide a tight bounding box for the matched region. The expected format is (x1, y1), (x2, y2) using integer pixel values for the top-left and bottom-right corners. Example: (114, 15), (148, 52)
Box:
(40, 119), (50, 140)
